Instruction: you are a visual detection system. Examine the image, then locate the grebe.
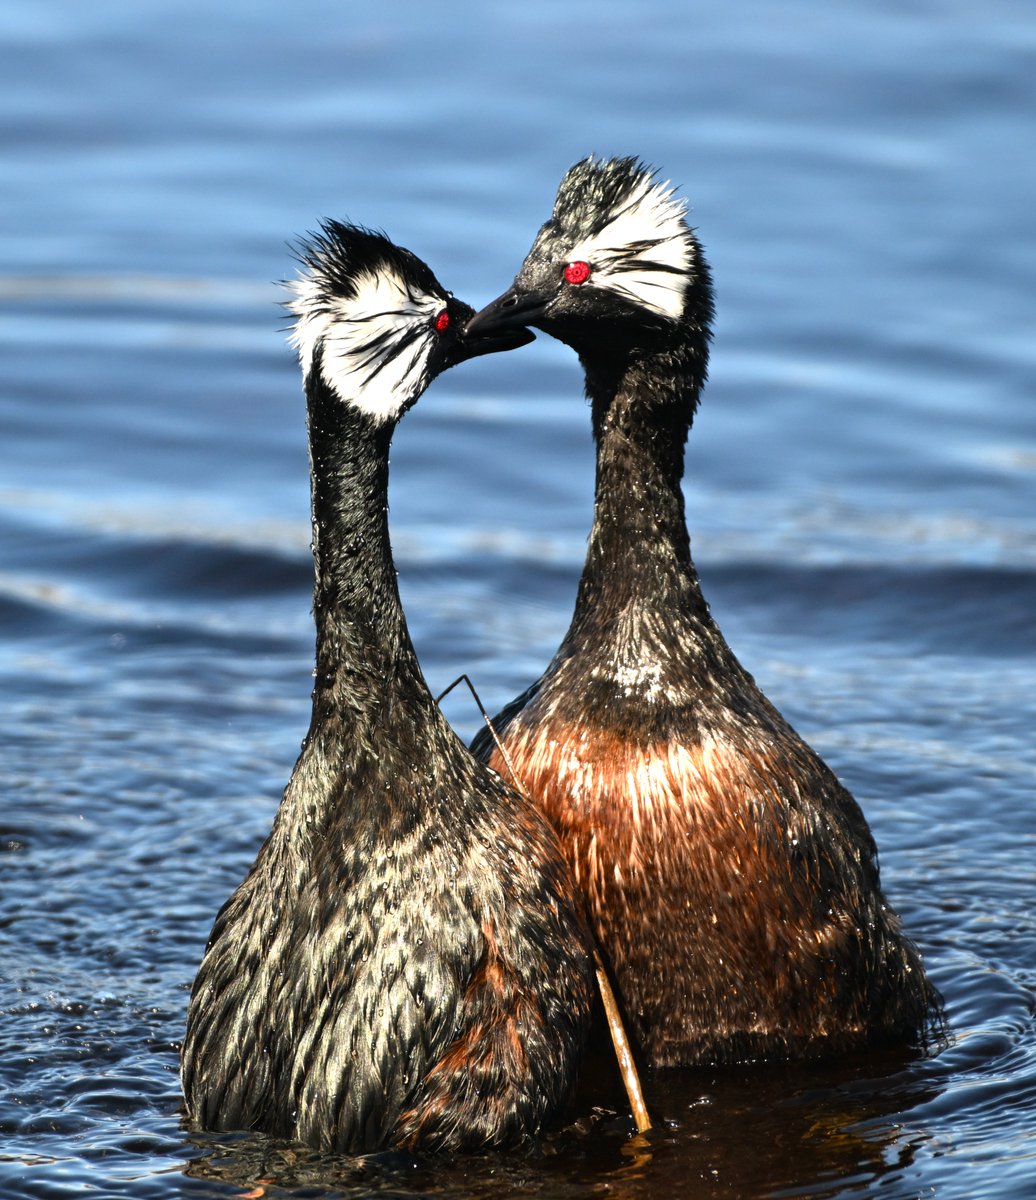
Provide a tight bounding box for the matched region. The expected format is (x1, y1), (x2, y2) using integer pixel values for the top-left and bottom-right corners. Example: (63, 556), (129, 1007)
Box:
(181, 222), (594, 1152)
(466, 157), (942, 1067)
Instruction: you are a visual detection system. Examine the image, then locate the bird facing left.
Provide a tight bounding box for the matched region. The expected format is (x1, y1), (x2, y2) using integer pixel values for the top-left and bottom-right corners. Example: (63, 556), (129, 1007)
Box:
(180, 221), (595, 1155)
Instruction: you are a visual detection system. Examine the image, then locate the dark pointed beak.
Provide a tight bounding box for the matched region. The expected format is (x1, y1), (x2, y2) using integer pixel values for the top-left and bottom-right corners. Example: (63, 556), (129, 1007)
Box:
(454, 320), (535, 365)
(465, 286), (551, 339)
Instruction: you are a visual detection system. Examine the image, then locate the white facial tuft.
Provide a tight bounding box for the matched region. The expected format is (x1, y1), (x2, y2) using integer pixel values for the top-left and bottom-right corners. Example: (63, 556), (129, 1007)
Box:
(287, 263), (444, 424)
(568, 175), (692, 320)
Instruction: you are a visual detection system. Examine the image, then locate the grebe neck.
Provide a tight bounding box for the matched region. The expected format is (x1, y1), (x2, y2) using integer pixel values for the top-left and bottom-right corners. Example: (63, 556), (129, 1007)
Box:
(303, 368), (431, 760)
(578, 347), (705, 620)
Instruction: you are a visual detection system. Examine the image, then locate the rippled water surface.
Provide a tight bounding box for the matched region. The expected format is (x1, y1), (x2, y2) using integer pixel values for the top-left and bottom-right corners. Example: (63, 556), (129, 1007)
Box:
(2, 2), (1034, 1197)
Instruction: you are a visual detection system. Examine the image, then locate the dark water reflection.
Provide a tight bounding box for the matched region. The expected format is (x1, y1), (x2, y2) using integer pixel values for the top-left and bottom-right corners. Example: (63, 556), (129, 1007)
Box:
(178, 1051), (944, 1200)
(2, 2), (1034, 1197)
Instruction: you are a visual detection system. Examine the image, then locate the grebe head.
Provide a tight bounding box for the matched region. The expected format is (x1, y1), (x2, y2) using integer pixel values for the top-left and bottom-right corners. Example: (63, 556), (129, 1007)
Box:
(287, 221), (534, 425)
(467, 156), (713, 360)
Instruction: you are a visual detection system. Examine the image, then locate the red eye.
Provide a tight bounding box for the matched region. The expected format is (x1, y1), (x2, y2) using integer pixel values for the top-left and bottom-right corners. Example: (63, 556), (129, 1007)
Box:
(434, 309), (450, 333)
(563, 261), (591, 285)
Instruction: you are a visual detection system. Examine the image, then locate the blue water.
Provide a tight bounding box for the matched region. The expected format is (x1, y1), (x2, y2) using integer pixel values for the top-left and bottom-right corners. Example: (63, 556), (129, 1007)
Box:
(2, 2), (1034, 1197)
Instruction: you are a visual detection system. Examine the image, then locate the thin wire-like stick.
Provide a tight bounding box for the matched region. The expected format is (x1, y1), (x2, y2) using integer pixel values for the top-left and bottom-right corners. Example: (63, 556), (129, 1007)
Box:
(435, 672), (653, 1134)
(435, 674), (525, 789)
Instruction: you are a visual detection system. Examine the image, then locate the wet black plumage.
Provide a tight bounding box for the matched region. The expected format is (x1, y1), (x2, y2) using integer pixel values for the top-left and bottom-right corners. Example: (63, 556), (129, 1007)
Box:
(467, 157), (943, 1067)
(181, 223), (594, 1152)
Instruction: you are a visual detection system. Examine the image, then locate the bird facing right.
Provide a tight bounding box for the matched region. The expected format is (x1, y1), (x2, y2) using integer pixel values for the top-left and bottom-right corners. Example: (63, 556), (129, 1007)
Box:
(181, 223), (594, 1154)
(467, 156), (943, 1068)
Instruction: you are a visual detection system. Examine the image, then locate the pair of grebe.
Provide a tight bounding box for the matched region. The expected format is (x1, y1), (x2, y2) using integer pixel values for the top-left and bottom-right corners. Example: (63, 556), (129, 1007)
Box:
(182, 158), (941, 1153)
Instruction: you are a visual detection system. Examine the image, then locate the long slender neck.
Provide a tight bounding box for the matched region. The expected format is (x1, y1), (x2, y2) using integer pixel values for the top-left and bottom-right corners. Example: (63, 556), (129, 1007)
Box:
(530, 337), (731, 725)
(303, 367), (431, 759)
(575, 343), (707, 622)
